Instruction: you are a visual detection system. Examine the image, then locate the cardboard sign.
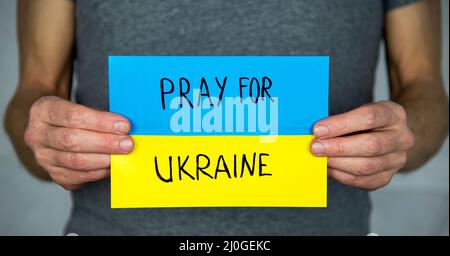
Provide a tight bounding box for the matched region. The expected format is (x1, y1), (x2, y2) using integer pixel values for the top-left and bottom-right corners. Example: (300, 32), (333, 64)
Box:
(109, 56), (329, 208)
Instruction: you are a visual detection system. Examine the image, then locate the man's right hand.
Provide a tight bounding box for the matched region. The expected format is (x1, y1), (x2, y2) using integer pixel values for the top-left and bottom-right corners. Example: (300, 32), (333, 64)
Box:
(23, 96), (134, 190)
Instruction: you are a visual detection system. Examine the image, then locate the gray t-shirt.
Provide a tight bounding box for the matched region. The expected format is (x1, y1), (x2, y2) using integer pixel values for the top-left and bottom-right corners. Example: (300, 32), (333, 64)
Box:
(66, 0), (417, 235)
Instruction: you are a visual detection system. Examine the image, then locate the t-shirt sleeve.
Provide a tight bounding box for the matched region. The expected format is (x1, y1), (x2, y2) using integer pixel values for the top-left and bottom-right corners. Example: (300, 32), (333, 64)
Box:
(384, 0), (420, 12)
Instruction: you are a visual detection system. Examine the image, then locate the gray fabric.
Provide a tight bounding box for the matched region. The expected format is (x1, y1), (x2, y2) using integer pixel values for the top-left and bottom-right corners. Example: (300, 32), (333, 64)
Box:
(66, 0), (417, 235)
(385, 0), (420, 11)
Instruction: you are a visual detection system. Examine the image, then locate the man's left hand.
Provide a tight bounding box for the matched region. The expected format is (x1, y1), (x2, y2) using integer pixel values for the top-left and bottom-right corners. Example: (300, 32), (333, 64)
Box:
(311, 101), (415, 191)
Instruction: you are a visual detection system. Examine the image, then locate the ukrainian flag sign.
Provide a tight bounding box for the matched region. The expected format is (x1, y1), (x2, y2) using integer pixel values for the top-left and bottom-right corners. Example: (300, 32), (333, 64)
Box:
(109, 56), (329, 208)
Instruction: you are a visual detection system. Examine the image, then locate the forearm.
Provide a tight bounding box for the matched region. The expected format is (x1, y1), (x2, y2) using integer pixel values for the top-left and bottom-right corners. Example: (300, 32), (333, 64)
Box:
(393, 78), (449, 171)
(4, 86), (58, 180)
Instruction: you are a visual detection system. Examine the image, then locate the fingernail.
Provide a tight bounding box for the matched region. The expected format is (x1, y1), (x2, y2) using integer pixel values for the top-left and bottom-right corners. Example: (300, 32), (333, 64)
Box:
(311, 141), (325, 155)
(119, 138), (133, 151)
(314, 125), (329, 137)
(114, 121), (129, 133)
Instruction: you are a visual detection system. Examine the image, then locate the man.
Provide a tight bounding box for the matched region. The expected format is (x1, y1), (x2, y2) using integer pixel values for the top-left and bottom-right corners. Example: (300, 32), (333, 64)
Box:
(4, 0), (448, 235)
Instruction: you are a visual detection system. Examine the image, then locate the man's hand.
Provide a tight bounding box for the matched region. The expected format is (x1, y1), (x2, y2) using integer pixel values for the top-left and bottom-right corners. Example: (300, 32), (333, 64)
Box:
(23, 96), (133, 190)
(311, 101), (415, 191)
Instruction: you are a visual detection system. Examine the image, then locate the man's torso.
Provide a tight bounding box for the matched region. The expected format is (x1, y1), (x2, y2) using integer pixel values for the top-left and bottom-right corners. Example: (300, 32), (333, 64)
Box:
(67, 0), (385, 235)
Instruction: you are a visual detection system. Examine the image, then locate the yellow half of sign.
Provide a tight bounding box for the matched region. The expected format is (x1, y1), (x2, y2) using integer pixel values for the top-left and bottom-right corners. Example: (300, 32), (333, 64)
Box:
(111, 135), (327, 208)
